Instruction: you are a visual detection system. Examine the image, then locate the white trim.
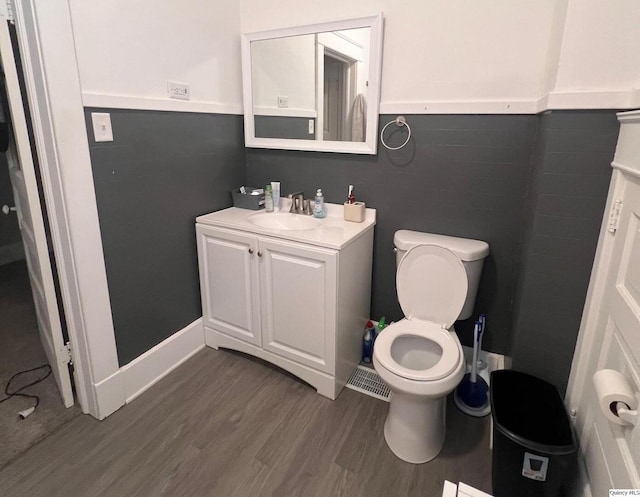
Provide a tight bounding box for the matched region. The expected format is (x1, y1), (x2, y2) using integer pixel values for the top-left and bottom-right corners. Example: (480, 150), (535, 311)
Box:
(14, 0), (120, 418)
(461, 346), (505, 375)
(82, 92), (243, 115)
(253, 106), (316, 118)
(380, 99), (539, 115)
(617, 109), (640, 122)
(0, 242), (25, 265)
(380, 89), (638, 116)
(545, 89), (638, 110)
(92, 369), (125, 420)
(442, 481), (458, 497)
(611, 161), (640, 179)
(120, 318), (205, 403)
(458, 482), (493, 497)
(574, 451), (594, 497)
(242, 14), (383, 155)
(92, 318), (205, 419)
(77, 91), (639, 117)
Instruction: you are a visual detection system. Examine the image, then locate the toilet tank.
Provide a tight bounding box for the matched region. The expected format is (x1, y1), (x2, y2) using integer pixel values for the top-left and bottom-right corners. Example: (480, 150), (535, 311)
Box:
(393, 230), (490, 320)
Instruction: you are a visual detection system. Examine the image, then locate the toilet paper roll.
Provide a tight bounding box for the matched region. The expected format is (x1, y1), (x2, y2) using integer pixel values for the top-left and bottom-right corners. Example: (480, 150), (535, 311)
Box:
(593, 369), (638, 425)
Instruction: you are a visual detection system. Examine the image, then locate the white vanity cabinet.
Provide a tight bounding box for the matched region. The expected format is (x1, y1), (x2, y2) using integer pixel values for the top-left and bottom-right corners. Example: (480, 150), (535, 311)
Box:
(196, 204), (375, 399)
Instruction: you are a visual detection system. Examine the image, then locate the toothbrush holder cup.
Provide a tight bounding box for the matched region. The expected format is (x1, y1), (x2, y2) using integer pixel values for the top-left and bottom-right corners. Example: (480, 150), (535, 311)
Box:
(344, 201), (366, 223)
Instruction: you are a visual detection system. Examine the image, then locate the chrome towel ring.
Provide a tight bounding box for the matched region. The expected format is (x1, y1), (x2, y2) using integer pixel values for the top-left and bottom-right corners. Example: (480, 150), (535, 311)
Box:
(380, 116), (411, 150)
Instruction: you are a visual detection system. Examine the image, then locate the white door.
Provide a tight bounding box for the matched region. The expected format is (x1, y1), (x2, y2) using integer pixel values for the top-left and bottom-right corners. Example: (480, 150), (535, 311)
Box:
(197, 225), (261, 346)
(567, 113), (640, 497)
(0, 19), (73, 407)
(259, 237), (336, 373)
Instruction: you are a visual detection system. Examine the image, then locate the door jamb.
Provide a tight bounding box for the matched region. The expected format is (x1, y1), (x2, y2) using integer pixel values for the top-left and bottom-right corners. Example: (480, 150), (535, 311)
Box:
(5, 0), (124, 419)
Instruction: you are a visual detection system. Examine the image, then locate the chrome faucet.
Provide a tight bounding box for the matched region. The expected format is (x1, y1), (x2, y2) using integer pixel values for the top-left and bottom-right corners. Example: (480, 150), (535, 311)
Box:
(288, 192), (305, 214)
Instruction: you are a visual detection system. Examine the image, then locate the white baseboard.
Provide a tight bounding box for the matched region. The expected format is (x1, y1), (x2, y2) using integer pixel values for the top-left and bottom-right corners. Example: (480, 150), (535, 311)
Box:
(0, 242), (25, 266)
(92, 318), (205, 419)
(573, 451), (593, 497)
(461, 346), (505, 377)
(121, 318), (205, 403)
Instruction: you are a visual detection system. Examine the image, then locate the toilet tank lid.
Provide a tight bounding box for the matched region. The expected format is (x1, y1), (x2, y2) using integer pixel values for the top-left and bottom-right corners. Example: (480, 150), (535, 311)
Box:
(394, 230), (490, 261)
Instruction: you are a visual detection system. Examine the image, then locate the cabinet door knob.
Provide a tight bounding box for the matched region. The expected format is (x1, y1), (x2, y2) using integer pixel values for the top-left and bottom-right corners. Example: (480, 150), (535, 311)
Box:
(257, 251), (263, 257)
(248, 248), (254, 255)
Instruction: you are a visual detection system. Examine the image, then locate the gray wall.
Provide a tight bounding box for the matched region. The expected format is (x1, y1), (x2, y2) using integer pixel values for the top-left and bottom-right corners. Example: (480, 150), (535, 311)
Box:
(85, 108), (246, 366)
(511, 110), (619, 394)
(84, 107), (618, 392)
(255, 116), (315, 140)
(247, 112), (619, 395)
(247, 114), (539, 354)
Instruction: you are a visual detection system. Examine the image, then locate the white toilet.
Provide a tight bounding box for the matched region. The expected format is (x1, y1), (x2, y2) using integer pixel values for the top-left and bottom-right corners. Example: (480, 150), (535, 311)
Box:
(373, 230), (489, 464)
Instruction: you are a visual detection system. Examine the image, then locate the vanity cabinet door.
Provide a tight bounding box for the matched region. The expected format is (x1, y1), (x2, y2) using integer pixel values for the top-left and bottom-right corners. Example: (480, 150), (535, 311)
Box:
(258, 237), (337, 374)
(197, 225), (261, 346)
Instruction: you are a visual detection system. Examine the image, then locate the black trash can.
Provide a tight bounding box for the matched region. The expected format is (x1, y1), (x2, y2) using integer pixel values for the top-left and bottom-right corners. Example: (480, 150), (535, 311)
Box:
(490, 370), (577, 497)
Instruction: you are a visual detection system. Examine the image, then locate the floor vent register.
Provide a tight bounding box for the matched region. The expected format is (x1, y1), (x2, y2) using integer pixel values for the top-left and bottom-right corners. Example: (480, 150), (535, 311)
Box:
(346, 365), (391, 402)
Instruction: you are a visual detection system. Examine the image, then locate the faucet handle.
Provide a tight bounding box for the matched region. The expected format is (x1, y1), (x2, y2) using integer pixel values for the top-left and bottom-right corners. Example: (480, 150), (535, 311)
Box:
(304, 199), (313, 215)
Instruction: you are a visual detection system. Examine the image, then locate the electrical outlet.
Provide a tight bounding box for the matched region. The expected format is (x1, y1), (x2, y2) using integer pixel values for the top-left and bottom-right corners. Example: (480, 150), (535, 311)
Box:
(277, 96), (288, 108)
(91, 112), (113, 142)
(308, 119), (314, 134)
(168, 81), (190, 100)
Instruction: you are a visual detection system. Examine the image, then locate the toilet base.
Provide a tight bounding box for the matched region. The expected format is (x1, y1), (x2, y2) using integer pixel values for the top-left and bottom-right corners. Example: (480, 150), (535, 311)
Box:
(383, 392), (446, 464)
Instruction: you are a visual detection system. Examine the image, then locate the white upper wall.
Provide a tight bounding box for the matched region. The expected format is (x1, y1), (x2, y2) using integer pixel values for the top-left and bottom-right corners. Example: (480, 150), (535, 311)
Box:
(251, 35), (316, 115)
(550, 0), (640, 109)
(68, 0), (243, 113)
(68, 0), (640, 114)
(241, 0), (557, 113)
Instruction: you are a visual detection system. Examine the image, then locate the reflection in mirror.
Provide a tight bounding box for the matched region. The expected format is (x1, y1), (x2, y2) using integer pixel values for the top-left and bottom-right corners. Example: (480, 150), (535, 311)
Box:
(251, 28), (369, 143)
(241, 15), (383, 155)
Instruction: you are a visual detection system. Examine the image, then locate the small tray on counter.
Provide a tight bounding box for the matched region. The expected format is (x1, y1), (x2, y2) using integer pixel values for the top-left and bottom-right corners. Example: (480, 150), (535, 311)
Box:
(231, 187), (265, 210)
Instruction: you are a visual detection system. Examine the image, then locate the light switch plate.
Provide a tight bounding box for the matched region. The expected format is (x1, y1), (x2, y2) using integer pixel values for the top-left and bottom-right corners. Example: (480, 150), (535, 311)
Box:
(91, 112), (113, 142)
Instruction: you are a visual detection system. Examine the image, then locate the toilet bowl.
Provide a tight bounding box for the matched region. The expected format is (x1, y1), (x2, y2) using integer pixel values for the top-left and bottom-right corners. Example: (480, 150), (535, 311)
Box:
(373, 233), (489, 463)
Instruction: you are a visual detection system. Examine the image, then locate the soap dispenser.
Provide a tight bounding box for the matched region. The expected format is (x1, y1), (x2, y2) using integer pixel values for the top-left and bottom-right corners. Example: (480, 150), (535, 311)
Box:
(313, 189), (326, 218)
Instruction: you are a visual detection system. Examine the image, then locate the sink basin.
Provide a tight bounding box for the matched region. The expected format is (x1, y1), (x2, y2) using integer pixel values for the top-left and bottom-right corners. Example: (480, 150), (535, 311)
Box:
(248, 212), (321, 231)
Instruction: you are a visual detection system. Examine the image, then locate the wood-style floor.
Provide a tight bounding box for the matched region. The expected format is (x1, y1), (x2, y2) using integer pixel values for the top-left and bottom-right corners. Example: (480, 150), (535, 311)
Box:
(0, 348), (492, 496)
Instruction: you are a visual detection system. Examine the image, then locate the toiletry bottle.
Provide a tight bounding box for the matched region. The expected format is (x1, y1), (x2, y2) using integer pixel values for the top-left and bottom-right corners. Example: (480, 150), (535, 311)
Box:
(265, 184), (274, 212)
(366, 320), (375, 343)
(377, 316), (386, 339)
(271, 181), (280, 211)
(362, 329), (372, 363)
(313, 189), (326, 218)
(347, 185), (355, 204)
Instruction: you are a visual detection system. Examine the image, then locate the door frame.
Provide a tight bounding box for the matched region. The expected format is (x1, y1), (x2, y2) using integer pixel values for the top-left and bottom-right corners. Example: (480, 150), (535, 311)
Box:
(0, 10), (74, 407)
(2, 0), (123, 419)
(566, 109), (640, 497)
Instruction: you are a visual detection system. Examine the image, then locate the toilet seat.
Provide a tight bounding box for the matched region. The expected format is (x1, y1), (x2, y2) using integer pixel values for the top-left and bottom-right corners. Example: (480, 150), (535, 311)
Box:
(375, 244), (468, 382)
(374, 320), (461, 381)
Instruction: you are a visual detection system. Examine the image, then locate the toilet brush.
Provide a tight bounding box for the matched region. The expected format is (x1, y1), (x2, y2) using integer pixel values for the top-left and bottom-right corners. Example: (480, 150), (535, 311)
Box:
(454, 320), (491, 417)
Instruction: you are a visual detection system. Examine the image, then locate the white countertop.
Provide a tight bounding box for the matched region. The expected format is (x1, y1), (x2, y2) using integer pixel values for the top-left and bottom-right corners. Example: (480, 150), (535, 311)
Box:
(196, 198), (376, 250)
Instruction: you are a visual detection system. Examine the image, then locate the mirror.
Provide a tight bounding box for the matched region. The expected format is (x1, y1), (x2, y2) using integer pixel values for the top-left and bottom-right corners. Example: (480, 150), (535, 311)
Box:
(241, 15), (383, 155)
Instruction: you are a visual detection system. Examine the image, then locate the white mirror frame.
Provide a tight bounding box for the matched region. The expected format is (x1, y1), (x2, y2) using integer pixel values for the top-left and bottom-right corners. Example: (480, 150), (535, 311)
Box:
(241, 14), (383, 155)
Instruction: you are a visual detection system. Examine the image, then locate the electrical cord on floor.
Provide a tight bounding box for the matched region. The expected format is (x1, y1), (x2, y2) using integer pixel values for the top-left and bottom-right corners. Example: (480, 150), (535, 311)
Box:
(0, 365), (51, 419)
